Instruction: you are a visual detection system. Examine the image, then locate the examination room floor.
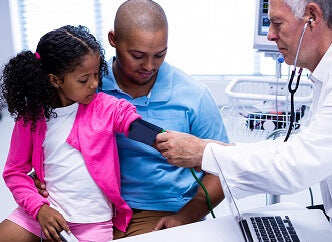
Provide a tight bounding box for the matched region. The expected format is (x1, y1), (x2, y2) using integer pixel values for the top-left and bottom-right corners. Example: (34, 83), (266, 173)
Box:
(0, 109), (323, 221)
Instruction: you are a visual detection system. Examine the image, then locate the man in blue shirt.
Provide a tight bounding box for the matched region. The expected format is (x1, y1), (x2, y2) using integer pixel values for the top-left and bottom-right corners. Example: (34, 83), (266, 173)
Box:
(106, 0), (229, 238)
(34, 0), (229, 238)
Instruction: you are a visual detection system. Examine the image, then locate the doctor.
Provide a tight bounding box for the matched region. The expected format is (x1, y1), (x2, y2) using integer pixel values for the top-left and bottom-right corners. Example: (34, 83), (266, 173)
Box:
(156, 0), (332, 221)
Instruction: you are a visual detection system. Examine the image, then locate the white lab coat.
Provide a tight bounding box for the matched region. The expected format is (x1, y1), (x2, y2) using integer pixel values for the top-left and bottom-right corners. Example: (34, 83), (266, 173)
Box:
(202, 44), (332, 220)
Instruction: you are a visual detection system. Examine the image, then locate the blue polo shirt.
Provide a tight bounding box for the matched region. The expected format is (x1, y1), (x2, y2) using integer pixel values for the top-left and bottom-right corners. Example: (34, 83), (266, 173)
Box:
(102, 60), (229, 212)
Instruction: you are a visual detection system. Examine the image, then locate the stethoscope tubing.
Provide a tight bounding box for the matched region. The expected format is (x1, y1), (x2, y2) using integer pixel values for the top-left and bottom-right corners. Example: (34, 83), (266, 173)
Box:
(284, 21), (309, 141)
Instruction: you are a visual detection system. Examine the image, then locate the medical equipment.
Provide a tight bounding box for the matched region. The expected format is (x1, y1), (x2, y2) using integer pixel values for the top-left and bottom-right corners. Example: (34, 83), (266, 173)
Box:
(190, 168), (216, 218)
(128, 119), (164, 146)
(224, 77), (312, 142)
(224, 77), (313, 205)
(284, 18), (312, 141)
(253, 0), (278, 52)
(59, 230), (78, 242)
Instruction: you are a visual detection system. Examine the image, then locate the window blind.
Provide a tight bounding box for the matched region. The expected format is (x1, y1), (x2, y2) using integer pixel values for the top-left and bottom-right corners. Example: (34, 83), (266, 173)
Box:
(14, 0), (276, 75)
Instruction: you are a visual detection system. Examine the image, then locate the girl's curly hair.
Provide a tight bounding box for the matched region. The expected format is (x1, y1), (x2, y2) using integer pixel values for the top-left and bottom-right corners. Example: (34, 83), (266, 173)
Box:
(0, 25), (108, 130)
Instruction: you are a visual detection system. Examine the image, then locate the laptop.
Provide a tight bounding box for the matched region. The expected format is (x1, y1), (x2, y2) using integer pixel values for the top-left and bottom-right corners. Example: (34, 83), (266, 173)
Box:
(214, 159), (332, 242)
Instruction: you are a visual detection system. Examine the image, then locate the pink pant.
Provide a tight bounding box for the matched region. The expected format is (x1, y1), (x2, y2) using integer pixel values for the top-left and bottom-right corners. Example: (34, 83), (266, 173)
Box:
(8, 207), (113, 241)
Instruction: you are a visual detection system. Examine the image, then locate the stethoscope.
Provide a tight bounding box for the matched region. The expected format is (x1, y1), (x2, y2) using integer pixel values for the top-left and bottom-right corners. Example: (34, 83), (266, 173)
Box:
(284, 18), (313, 142)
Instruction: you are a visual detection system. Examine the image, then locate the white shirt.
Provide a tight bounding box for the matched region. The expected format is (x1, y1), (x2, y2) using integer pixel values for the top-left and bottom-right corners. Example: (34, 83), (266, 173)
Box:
(202, 44), (332, 220)
(43, 103), (113, 223)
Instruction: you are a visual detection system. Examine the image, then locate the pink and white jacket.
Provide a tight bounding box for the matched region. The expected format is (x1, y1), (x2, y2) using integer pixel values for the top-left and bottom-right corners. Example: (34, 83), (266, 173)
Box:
(3, 92), (141, 232)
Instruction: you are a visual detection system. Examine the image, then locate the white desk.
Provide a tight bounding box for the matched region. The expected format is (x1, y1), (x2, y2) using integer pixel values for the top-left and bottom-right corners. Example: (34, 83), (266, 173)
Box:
(116, 203), (332, 242)
(116, 215), (243, 242)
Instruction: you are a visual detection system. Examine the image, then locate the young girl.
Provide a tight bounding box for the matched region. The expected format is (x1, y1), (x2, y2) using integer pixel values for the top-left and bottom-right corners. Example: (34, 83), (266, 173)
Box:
(0, 25), (141, 241)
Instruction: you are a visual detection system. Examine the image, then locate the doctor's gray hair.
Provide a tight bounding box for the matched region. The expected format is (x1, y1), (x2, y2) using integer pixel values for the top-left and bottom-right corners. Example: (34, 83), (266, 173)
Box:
(283, 0), (332, 28)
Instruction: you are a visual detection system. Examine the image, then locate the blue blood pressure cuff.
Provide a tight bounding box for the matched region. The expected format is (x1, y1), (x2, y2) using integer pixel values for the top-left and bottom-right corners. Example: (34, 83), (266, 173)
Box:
(128, 119), (164, 146)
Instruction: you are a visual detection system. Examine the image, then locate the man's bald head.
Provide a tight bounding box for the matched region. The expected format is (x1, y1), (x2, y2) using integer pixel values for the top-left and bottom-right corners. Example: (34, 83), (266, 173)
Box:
(114, 0), (168, 40)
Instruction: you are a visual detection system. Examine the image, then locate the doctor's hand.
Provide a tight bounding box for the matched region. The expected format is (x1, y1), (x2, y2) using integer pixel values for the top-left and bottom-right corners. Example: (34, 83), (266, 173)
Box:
(155, 131), (207, 169)
(37, 204), (70, 241)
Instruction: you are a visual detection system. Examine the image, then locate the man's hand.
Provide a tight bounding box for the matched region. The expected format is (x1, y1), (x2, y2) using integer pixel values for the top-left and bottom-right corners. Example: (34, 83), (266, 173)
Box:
(34, 177), (49, 198)
(152, 173), (224, 232)
(153, 213), (189, 231)
(153, 173), (224, 231)
(37, 204), (70, 241)
(155, 131), (207, 169)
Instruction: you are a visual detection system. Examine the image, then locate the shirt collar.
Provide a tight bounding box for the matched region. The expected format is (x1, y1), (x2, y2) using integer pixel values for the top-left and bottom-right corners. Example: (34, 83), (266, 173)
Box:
(102, 57), (121, 92)
(310, 44), (332, 84)
(149, 61), (172, 102)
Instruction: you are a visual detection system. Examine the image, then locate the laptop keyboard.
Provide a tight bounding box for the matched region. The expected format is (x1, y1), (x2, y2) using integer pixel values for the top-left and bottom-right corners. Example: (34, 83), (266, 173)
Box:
(250, 216), (300, 242)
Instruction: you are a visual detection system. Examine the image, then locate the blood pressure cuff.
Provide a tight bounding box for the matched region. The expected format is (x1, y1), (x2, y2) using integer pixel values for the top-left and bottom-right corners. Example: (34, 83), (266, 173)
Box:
(128, 119), (164, 146)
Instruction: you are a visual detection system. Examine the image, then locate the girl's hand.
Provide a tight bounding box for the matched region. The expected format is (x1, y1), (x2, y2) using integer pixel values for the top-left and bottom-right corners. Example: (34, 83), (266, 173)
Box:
(37, 204), (71, 241)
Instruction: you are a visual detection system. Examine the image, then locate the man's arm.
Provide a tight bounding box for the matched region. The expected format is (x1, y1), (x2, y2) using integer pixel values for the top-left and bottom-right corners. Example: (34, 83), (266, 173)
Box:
(153, 172), (223, 230)
(33, 176), (49, 198)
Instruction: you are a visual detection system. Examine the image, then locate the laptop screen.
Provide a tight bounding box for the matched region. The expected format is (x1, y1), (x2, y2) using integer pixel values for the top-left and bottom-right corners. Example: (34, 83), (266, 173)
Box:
(215, 159), (243, 221)
(215, 159), (253, 242)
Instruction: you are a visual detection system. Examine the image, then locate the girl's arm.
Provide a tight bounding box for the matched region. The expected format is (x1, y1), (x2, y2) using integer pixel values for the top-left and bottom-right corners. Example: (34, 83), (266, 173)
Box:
(3, 120), (50, 219)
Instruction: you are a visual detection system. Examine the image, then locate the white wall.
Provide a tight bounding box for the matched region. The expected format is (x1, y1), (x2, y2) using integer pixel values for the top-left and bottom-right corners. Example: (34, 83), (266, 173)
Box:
(0, 111), (15, 221)
(0, 0), (15, 65)
(0, 0), (17, 222)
